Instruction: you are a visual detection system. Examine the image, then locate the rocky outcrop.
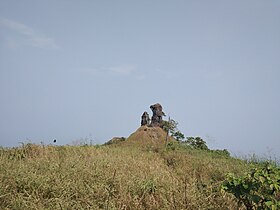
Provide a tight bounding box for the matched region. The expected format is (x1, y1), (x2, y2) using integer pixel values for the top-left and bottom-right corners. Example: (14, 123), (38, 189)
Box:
(150, 103), (166, 127)
(141, 111), (150, 126)
(140, 103), (166, 127)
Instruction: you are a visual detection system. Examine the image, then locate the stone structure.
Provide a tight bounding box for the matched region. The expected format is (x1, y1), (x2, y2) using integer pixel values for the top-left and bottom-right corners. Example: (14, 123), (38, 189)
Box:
(141, 111), (150, 126)
(140, 103), (166, 127)
(150, 103), (166, 127)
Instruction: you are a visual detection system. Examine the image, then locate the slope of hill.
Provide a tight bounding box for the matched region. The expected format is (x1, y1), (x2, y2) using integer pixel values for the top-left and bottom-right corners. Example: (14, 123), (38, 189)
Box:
(0, 136), (253, 209)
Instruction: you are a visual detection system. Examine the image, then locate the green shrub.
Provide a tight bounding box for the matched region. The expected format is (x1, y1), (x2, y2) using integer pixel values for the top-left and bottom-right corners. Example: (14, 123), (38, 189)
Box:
(185, 137), (209, 150)
(166, 142), (177, 151)
(171, 131), (185, 141)
(211, 149), (231, 158)
(221, 163), (280, 210)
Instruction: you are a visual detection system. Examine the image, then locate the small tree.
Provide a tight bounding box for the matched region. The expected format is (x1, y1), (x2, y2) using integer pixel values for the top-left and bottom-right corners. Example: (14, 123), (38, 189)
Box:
(161, 118), (186, 150)
(161, 118), (177, 134)
(185, 136), (208, 150)
(172, 131), (185, 141)
(161, 118), (185, 141)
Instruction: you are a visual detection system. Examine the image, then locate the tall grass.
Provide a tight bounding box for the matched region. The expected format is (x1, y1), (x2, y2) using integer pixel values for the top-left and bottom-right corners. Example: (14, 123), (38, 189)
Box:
(0, 143), (250, 209)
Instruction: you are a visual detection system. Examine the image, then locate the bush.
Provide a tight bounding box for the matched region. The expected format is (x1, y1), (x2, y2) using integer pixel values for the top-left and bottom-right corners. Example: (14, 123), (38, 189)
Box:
(211, 149), (231, 158)
(221, 163), (280, 209)
(161, 119), (185, 141)
(166, 142), (177, 151)
(185, 137), (209, 150)
(171, 131), (185, 141)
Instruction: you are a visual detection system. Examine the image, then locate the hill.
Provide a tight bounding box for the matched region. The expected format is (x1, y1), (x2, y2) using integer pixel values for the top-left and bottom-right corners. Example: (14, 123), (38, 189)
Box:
(1, 126), (279, 209)
(0, 138), (254, 209)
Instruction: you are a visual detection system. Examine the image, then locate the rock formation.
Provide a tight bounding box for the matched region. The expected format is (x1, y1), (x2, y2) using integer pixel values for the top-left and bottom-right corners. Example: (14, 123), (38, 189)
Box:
(150, 103), (166, 127)
(141, 111), (150, 126)
(140, 103), (166, 127)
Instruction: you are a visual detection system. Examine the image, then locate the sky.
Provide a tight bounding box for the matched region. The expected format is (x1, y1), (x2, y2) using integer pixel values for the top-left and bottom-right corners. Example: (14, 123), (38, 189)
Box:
(0, 0), (279, 159)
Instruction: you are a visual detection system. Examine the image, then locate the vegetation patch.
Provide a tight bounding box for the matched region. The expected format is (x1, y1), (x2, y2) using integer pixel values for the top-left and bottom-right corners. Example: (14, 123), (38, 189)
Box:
(0, 142), (256, 209)
(1, 109), (278, 209)
(222, 163), (280, 209)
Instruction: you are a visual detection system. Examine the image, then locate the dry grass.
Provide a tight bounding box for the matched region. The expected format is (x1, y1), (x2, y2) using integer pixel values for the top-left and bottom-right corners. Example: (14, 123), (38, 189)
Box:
(0, 139), (250, 210)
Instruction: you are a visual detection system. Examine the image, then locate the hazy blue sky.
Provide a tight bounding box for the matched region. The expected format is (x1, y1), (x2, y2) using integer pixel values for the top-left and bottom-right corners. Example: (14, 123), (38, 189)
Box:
(0, 0), (279, 158)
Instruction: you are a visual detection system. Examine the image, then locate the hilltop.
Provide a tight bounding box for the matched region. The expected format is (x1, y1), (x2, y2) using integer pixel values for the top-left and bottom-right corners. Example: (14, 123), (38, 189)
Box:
(0, 104), (279, 209)
(1, 135), (280, 209)
(112, 126), (175, 148)
(0, 139), (250, 209)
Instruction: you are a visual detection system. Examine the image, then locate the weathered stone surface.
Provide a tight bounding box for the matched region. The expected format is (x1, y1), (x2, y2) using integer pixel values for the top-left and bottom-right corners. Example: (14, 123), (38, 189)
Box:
(150, 103), (166, 127)
(141, 111), (150, 126)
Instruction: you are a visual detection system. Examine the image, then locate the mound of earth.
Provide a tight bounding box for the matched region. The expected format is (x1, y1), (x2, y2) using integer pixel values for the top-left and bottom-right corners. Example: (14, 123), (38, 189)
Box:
(120, 126), (175, 148)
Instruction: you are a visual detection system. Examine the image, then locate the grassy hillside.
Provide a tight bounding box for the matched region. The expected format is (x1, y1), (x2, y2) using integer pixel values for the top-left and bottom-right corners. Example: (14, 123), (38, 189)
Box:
(1, 127), (277, 209)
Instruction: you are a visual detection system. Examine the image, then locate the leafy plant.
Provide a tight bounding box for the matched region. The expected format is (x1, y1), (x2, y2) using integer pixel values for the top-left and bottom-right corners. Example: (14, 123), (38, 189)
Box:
(166, 142), (177, 151)
(161, 119), (185, 141)
(161, 119), (178, 134)
(211, 149), (231, 158)
(171, 131), (185, 141)
(221, 163), (280, 210)
(185, 137), (209, 150)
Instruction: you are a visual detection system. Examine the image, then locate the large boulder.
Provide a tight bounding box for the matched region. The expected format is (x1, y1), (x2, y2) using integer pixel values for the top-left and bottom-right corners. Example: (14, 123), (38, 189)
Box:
(150, 103), (166, 127)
